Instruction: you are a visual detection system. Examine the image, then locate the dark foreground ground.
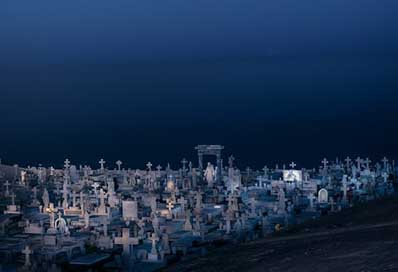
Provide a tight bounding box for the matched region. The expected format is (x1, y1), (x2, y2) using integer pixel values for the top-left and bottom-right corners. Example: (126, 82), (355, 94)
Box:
(163, 197), (398, 272)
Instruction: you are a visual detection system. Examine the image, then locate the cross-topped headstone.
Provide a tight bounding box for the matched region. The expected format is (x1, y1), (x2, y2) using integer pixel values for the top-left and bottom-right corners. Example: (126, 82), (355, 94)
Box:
(114, 228), (139, 256)
(146, 162), (153, 171)
(99, 159), (106, 171)
(22, 245), (32, 267)
(116, 160), (122, 171)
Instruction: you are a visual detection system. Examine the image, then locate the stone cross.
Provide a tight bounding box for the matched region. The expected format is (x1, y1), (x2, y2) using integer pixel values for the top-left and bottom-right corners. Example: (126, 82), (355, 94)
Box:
(22, 245), (32, 267)
(146, 162), (153, 171)
(263, 166), (268, 176)
(156, 165), (162, 175)
(181, 158), (188, 171)
(382, 157), (389, 169)
(345, 157), (351, 168)
(114, 228), (139, 256)
(116, 160), (122, 171)
(289, 162), (296, 169)
(321, 158), (329, 169)
(149, 232), (159, 255)
(99, 159), (106, 171)
(4, 180), (10, 196)
(356, 157), (362, 169)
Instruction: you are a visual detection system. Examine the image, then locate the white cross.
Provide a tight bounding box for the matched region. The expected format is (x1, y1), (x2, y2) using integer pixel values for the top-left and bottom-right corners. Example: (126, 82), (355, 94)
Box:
(356, 157), (362, 169)
(149, 232), (159, 255)
(116, 160), (122, 171)
(156, 165), (162, 172)
(289, 162), (296, 169)
(345, 157), (351, 167)
(22, 245), (32, 267)
(321, 158), (329, 169)
(364, 158), (371, 169)
(382, 157), (389, 168)
(114, 228), (139, 256)
(99, 159), (106, 170)
(181, 158), (188, 170)
(146, 162), (153, 171)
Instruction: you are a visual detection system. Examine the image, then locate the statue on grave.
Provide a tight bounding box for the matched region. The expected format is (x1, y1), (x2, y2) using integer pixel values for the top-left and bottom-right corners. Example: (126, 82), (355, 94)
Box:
(55, 212), (69, 235)
(204, 162), (215, 186)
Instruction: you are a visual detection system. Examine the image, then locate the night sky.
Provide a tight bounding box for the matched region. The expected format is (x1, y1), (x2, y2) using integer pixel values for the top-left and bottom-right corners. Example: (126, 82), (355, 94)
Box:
(1, 0), (398, 169)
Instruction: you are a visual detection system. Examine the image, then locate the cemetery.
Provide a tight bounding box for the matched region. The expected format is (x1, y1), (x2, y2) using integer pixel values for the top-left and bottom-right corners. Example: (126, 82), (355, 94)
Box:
(0, 147), (397, 271)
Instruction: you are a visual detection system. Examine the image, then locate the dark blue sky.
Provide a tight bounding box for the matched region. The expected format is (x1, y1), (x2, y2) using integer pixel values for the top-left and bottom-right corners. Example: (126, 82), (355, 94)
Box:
(1, 0), (398, 169)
